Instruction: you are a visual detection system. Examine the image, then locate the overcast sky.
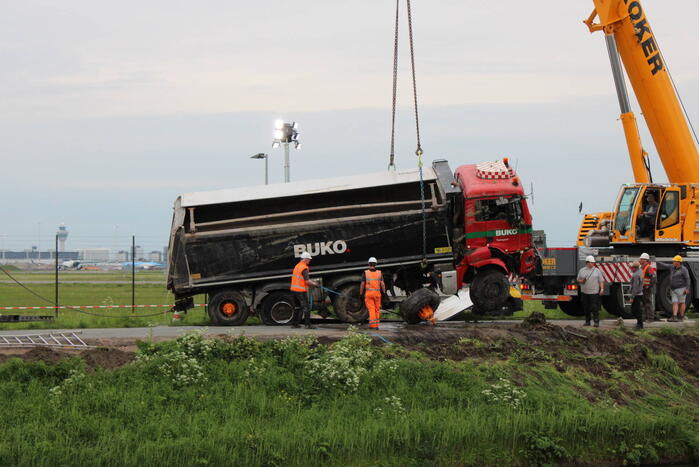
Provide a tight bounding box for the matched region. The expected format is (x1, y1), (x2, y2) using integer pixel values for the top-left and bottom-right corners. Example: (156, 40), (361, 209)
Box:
(1, 0), (698, 252)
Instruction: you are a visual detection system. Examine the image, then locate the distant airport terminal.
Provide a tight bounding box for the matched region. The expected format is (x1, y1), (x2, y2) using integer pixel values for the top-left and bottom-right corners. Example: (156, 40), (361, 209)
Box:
(0, 224), (166, 270)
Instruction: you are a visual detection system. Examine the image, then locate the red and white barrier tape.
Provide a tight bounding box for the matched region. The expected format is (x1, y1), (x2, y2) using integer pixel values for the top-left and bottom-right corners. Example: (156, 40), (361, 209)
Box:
(0, 304), (206, 311)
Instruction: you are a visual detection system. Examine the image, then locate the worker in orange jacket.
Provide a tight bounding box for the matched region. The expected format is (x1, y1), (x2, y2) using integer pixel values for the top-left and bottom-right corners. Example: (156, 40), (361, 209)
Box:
(290, 251), (319, 329)
(360, 257), (386, 329)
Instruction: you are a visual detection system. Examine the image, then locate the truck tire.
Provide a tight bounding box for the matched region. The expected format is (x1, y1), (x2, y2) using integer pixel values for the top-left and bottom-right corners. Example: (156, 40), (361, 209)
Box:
(470, 268), (509, 313)
(602, 284), (633, 319)
(558, 296), (585, 317)
(208, 290), (249, 326)
(260, 291), (296, 325)
(400, 288), (441, 324)
(333, 284), (368, 323)
(656, 274), (691, 317)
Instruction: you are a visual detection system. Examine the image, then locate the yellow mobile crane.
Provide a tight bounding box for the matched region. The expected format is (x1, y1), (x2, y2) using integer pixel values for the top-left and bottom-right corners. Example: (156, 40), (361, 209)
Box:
(578, 0), (699, 249)
(526, 0), (699, 318)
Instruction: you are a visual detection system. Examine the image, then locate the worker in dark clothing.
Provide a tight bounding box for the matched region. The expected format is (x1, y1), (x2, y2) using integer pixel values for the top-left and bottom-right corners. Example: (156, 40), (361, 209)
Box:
(637, 193), (658, 239)
(290, 251), (319, 329)
(629, 261), (644, 330)
(667, 255), (690, 321)
(639, 253), (657, 322)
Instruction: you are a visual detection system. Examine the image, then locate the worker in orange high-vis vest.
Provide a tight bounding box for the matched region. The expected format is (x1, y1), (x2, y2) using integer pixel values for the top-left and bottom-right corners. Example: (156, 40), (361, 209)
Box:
(360, 257), (386, 330)
(290, 251), (319, 329)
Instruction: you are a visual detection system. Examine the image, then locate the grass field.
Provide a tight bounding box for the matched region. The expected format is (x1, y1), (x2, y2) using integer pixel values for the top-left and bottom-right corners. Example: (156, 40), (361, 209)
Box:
(0, 270), (212, 329)
(1, 328), (698, 466)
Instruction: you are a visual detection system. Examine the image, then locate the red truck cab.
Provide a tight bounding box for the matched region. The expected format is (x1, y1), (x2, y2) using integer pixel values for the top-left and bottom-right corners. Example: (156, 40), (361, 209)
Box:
(454, 159), (538, 312)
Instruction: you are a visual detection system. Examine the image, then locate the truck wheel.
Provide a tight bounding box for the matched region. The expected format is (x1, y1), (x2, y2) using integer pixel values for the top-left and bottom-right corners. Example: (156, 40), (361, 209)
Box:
(470, 268), (509, 313)
(208, 290), (249, 326)
(333, 284), (368, 323)
(602, 284), (633, 319)
(400, 288), (441, 324)
(260, 291), (296, 325)
(656, 274), (691, 317)
(558, 296), (585, 317)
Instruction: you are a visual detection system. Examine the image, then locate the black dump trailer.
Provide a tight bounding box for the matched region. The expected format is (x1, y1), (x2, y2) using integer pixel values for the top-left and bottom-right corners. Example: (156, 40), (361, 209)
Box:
(167, 160), (463, 325)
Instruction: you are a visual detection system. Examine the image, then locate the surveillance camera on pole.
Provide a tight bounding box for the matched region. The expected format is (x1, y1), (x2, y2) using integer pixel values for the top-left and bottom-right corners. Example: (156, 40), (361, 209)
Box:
(272, 119), (301, 182)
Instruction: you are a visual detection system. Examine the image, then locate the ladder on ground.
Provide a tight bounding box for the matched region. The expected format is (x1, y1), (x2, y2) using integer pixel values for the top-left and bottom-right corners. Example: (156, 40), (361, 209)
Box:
(0, 331), (92, 349)
(622, 283), (633, 307)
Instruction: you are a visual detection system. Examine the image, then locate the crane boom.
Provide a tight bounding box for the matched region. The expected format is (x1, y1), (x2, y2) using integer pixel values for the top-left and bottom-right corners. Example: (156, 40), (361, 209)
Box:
(585, 0), (699, 184)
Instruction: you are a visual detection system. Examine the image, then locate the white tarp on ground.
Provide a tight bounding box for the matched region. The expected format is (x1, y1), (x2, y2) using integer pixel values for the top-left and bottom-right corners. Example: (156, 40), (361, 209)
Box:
(434, 288), (472, 321)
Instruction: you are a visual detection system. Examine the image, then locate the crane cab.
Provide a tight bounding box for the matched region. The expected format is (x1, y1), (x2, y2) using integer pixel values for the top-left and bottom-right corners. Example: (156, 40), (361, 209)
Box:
(579, 183), (699, 247)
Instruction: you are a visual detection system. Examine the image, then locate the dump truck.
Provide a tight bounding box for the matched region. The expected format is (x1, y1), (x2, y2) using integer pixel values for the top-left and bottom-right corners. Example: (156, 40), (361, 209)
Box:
(166, 159), (539, 325)
(522, 0), (699, 318)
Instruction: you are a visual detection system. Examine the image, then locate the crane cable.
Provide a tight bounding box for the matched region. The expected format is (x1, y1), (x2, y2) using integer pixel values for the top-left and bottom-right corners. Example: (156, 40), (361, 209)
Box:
(388, 0), (400, 171)
(658, 49), (699, 147)
(387, 0), (427, 258)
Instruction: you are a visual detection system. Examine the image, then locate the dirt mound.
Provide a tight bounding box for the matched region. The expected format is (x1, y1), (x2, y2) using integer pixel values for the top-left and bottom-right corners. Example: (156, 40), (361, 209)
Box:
(21, 347), (67, 364)
(81, 348), (135, 370)
(0, 346), (135, 370)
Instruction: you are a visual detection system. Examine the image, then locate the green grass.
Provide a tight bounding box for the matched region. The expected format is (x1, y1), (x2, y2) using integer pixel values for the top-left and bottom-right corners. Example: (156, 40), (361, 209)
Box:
(0, 330), (697, 466)
(0, 270), (212, 330)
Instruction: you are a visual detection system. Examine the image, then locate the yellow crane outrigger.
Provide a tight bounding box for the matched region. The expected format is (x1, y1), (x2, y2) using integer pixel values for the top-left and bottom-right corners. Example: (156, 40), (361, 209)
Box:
(578, 0), (699, 249)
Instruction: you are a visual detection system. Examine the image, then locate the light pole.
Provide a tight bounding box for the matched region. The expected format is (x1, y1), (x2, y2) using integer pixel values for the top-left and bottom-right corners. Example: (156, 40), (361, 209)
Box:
(250, 153), (269, 185)
(272, 119), (301, 183)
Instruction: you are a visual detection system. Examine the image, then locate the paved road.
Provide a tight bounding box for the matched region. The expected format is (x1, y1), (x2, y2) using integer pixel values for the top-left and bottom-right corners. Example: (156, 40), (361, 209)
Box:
(0, 318), (693, 341)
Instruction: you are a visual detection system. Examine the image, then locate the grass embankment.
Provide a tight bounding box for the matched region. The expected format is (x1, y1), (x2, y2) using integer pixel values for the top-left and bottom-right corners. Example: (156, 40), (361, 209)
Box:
(1, 325), (699, 466)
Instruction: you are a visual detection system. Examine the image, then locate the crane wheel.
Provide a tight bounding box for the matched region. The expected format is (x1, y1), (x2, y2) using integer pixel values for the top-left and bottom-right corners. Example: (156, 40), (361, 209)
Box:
(558, 296), (585, 317)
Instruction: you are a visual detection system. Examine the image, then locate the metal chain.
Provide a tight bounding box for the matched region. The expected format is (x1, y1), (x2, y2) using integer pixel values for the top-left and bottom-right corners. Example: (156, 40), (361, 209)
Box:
(418, 153), (427, 258)
(388, 0), (400, 171)
(407, 0), (426, 258)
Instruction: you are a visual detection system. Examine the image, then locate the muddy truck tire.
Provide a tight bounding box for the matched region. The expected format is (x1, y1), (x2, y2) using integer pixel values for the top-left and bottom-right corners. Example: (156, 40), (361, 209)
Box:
(470, 268), (510, 314)
(333, 284), (368, 323)
(400, 288), (441, 324)
(208, 290), (249, 326)
(260, 291), (296, 325)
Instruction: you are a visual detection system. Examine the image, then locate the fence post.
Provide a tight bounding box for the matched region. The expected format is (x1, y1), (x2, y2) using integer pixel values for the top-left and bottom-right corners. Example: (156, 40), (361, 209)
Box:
(132, 235), (136, 314)
(55, 234), (59, 318)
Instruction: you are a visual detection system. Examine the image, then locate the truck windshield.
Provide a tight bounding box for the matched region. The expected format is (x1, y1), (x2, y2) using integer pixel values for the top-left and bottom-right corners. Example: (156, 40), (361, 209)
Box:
(475, 197), (522, 224)
(614, 187), (640, 234)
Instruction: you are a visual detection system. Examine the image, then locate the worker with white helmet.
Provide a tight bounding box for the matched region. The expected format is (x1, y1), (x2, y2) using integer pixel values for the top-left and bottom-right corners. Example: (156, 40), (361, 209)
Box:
(360, 257), (386, 330)
(290, 251), (319, 329)
(577, 255), (605, 327)
(638, 252), (657, 322)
